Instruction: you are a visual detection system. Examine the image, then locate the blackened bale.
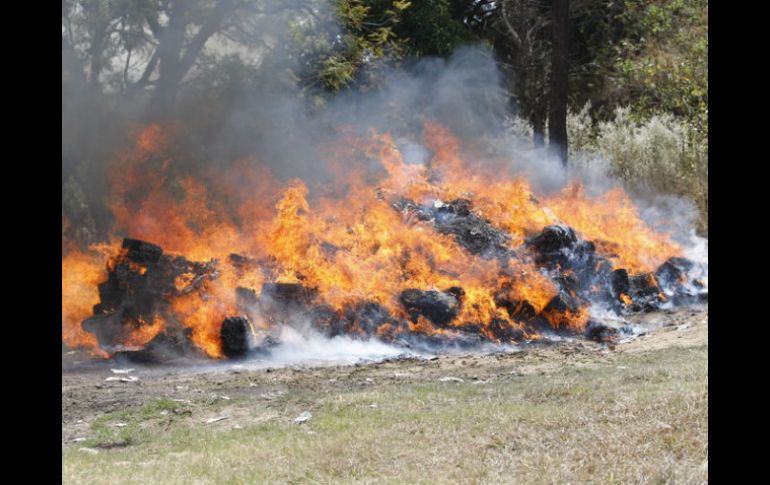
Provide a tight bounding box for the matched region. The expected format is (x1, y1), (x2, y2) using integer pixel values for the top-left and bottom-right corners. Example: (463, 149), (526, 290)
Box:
(221, 316), (254, 358)
(399, 288), (463, 326)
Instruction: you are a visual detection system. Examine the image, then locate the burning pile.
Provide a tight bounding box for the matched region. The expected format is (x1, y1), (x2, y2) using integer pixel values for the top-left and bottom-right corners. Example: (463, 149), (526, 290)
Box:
(62, 123), (707, 361)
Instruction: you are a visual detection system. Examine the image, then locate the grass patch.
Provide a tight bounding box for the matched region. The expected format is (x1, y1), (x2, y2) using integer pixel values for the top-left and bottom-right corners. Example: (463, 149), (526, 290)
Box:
(64, 345), (707, 485)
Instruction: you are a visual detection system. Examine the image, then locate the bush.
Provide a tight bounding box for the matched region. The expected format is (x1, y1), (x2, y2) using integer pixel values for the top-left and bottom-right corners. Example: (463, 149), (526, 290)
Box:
(590, 107), (707, 232)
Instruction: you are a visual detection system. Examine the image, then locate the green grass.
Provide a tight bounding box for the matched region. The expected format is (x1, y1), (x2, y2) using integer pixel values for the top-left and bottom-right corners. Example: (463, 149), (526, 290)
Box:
(63, 345), (708, 485)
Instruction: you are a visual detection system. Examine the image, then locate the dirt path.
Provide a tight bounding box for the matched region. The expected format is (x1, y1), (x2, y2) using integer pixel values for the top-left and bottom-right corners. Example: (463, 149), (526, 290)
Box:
(62, 304), (707, 445)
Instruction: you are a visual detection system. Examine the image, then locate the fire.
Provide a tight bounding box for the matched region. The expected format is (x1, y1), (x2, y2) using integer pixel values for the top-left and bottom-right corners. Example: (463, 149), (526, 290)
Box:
(123, 316), (165, 349)
(62, 250), (104, 350)
(545, 184), (681, 273)
(62, 121), (688, 358)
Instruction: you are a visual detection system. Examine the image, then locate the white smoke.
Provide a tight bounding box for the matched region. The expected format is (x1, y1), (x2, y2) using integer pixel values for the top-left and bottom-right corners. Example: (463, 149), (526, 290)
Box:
(262, 325), (410, 366)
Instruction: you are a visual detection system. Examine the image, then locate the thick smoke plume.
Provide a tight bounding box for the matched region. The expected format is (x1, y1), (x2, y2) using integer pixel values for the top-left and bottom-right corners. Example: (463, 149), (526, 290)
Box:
(62, 3), (706, 364)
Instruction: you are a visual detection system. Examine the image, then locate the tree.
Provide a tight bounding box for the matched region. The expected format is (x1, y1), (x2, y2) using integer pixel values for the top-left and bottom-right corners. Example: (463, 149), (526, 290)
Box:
(62, 0), (322, 116)
(548, 0), (568, 165)
(394, 0), (475, 57)
(466, 0), (551, 147)
(289, 0), (412, 96)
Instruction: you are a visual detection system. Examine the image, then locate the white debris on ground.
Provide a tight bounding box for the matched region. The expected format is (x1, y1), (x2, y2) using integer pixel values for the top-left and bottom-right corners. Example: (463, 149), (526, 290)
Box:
(110, 368), (135, 374)
(438, 376), (464, 383)
(204, 416), (230, 424)
(293, 411), (312, 424)
(105, 375), (139, 383)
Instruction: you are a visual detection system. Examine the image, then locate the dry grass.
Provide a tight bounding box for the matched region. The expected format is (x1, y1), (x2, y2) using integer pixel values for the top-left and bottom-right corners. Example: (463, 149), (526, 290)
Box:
(62, 343), (707, 485)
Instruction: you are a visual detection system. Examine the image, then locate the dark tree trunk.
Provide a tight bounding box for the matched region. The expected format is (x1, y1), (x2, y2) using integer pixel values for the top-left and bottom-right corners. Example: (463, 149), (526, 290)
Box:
(149, 0), (188, 119)
(83, 1), (108, 91)
(148, 0), (234, 120)
(532, 113), (545, 148)
(548, 0), (569, 166)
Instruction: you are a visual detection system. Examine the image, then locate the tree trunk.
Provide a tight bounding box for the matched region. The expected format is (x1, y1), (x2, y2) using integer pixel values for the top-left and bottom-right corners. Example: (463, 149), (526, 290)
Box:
(548, 0), (569, 166)
(532, 113), (545, 148)
(149, 0), (188, 119)
(148, 0), (234, 120)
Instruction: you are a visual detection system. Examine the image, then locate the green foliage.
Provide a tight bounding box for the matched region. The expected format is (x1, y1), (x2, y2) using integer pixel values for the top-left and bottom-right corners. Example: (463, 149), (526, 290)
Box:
(294, 0), (412, 94)
(393, 0), (475, 57)
(608, 0), (708, 122)
(568, 0), (706, 131)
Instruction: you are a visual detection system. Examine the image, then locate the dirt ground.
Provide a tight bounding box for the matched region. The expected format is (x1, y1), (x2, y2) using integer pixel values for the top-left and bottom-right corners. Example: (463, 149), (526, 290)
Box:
(62, 303), (707, 447)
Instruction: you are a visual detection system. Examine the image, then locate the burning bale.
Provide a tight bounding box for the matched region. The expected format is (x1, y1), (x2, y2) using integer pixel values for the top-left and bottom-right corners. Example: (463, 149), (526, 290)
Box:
(112, 331), (198, 363)
(343, 301), (405, 338)
(390, 196), (512, 259)
(493, 284), (538, 324)
(260, 283), (318, 310)
(540, 291), (588, 333)
(82, 238), (218, 354)
(62, 123), (708, 362)
(486, 318), (526, 342)
(584, 320), (619, 343)
(655, 257), (708, 304)
(526, 225), (613, 289)
(308, 304), (345, 337)
(611, 269), (631, 303)
(399, 288), (463, 326)
(122, 238), (163, 264)
(526, 224), (599, 271)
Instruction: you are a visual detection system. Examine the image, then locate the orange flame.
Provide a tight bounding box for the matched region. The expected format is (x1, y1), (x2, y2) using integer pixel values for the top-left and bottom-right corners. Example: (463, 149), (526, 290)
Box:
(62, 122), (684, 357)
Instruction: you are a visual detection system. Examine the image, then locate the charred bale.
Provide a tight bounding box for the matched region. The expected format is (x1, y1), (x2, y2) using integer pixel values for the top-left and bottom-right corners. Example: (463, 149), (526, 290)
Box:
(82, 313), (125, 351)
(391, 196), (512, 259)
(112, 330), (196, 363)
(629, 273), (661, 298)
(256, 283), (319, 327)
(626, 273), (665, 312)
(122, 238), (163, 264)
(399, 288), (463, 326)
(422, 332), (488, 350)
(455, 322), (486, 336)
(309, 304), (345, 337)
(611, 269), (630, 299)
(320, 242), (340, 258)
(655, 257), (696, 295)
(343, 301), (400, 337)
(235, 287), (258, 306)
(527, 224), (578, 255)
(229, 253), (260, 271)
(82, 238), (218, 355)
(221, 316), (254, 358)
(584, 320), (619, 343)
(487, 318), (526, 342)
(494, 285), (538, 323)
(260, 283), (318, 309)
(656, 257), (709, 305)
(526, 225), (597, 273)
(540, 291), (585, 333)
(431, 200), (511, 258)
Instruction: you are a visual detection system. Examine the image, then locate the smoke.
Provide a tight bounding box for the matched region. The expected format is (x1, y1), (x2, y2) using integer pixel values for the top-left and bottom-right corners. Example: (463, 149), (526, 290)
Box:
(63, 2), (702, 244)
(63, 2), (707, 366)
(261, 325), (409, 366)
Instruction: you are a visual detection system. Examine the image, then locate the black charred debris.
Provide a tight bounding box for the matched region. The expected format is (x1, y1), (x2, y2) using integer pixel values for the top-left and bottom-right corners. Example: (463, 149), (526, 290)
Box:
(82, 238), (218, 360)
(81, 202), (706, 360)
(390, 196), (512, 259)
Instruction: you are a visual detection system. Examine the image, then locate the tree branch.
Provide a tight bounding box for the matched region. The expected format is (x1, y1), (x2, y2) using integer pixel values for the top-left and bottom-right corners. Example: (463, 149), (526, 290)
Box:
(177, 0), (236, 79)
(500, 0), (523, 48)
